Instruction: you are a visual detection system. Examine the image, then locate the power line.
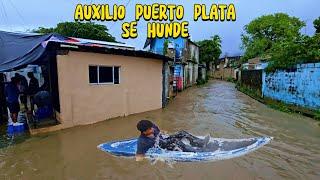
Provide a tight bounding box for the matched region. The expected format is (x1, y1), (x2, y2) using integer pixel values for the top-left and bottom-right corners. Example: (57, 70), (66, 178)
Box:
(72, 0), (93, 37)
(109, 0), (131, 32)
(72, 0), (130, 39)
(7, 0), (27, 27)
(0, 0), (11, 30)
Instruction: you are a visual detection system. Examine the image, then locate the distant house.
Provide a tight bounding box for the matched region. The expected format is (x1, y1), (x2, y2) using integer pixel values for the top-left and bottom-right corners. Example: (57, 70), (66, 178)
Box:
(212, 55), (242, 80)
(144, 37), (200, 93)
(0, 31), (172, 134)
(242, 57), (269, 70)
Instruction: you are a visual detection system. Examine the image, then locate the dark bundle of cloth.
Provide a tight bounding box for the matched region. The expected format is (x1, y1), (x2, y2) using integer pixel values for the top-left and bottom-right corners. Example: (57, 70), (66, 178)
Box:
(33, 91), (51, 107)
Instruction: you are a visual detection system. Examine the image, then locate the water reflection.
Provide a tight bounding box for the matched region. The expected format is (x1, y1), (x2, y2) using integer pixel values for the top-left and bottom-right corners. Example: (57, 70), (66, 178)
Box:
(0, 80), (319, 179)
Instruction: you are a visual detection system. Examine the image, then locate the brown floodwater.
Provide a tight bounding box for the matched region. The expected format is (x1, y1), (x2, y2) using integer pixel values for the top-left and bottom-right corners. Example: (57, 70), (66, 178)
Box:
(0, 80), (319, 179)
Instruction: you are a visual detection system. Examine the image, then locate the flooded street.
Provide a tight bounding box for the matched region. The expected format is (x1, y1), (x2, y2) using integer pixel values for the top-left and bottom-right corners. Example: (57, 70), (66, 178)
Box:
(0, 80), (319, 179)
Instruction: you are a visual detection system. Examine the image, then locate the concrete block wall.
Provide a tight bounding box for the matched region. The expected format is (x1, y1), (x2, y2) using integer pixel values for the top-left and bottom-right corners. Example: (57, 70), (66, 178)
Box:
(262, 62), (320, 109)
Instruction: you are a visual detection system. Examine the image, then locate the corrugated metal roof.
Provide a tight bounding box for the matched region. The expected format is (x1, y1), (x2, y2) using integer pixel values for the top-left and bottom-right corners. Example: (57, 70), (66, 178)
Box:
(47, 41), (173, 62)
(70, 37), (135, 50)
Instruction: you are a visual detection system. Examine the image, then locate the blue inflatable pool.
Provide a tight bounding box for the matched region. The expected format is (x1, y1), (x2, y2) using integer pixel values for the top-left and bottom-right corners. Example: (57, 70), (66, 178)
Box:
(98, 136), (272, 162)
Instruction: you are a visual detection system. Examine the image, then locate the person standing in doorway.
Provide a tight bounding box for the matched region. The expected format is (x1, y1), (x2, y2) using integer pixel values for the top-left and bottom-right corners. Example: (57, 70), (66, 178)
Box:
(4, 77), (20, 123)
(15, 73), (28, 111)
(27, 72), (39, 112)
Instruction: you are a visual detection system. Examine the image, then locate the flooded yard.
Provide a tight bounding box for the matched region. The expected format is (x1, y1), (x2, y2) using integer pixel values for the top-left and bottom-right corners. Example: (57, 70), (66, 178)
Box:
(0, 80), (319, 179)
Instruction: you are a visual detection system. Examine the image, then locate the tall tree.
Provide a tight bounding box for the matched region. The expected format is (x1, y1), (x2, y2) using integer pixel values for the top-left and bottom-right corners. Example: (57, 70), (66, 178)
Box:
(313, 17), (320, 33)
(241, 13), (305, 61)
(266, 33), (320, 72)
(197, 35), (222, 70)
(33, 22), (116, 42)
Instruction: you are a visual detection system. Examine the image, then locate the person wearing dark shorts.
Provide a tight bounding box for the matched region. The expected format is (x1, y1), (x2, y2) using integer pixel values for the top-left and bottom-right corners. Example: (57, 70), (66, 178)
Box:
(27, 72), (39, 112)
(5, 77), (20, 123)
(7, 102), (20, 115)
(135, 120), (210, 161)
(15, 73), (28, 111)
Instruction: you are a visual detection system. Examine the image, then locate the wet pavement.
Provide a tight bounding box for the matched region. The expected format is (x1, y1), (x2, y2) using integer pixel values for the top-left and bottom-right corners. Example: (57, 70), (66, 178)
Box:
(0, 80), (319, 179)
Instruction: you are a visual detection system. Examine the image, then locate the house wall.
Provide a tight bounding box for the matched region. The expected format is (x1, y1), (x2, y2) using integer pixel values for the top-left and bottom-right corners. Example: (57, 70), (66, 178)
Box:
(183, 65), (188, 88)
(213, 67), (234, 80)
(183, 63), (193, 88)
(198, 66), (206, 81)
(162, 61), (170, 106)
(188, 43), (199, 84)
(193, 64), (198, 83)
(56, 51), (163, 127)
(189, 63), (193, 85)
(262, 63), (320, 109)
(150, 38), (199, 90)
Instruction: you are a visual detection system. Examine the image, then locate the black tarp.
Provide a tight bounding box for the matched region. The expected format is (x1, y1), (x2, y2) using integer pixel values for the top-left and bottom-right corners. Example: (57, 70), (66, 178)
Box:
(0, 31), (60, 72)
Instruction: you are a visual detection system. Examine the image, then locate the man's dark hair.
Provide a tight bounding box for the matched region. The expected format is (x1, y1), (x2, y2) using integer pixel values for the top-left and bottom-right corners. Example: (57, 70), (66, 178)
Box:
(11, 77), (19, 84)
(14, 73), (22, 80)
(137, 120), (153, 133)
(27, 72), (34, 78)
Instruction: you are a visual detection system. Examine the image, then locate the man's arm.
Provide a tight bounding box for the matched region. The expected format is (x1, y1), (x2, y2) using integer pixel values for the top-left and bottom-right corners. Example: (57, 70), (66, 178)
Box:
(135, 154), (145, 161)
(35, 79), (39, 89)
(4, 85), (8, 98)
(136, 140), (151, 161)
(152, 124), (169, 135)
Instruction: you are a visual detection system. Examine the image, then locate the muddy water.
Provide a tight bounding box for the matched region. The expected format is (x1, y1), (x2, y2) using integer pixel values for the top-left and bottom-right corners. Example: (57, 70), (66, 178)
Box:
(0, 80), (319, 179)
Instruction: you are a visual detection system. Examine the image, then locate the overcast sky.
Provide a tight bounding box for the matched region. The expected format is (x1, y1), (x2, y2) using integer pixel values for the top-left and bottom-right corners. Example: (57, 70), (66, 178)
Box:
(0, 0), (319, 55)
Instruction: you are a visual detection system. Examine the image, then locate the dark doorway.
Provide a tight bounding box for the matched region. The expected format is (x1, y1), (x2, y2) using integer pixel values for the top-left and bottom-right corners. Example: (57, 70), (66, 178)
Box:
(0, 73), (7, 125)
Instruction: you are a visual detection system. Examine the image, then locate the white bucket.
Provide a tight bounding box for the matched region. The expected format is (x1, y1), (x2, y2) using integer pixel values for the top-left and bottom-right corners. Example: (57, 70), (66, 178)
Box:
(7, 107), (13, 125)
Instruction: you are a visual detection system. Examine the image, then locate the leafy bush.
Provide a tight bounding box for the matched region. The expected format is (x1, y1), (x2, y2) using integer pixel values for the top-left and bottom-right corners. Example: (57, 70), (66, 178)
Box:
(266, 34), (320, 72)
(197, 79), (207, 85)
(241, 13), (320, 72)
(314, 110), (320, 121)
(226, 76), (234, 82)
(267, 102), (292, 113)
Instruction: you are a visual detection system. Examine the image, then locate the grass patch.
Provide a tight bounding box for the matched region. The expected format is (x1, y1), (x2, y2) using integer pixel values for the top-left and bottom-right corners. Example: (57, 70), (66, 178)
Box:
(196, 79), (207, 85)
(197, 75), (209, 86)
(314, 110), (320, 121)
(237, 83), (320, 121)
(266, 100), (292, 113)
(236, 83), (263, 102)
(226, 76), (234, 82)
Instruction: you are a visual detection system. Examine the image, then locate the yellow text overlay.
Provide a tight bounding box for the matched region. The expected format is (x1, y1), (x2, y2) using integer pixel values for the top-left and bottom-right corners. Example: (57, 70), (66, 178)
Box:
(74, 3), (237, 39)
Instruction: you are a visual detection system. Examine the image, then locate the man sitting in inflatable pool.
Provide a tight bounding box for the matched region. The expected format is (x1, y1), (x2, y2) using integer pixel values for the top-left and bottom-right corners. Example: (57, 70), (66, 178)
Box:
(135, 120), (210, 161)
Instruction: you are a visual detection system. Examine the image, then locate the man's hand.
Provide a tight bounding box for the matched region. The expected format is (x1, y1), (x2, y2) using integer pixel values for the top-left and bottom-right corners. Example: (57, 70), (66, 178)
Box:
(161, 130), (169, 135)
(135, 154), (145, 161)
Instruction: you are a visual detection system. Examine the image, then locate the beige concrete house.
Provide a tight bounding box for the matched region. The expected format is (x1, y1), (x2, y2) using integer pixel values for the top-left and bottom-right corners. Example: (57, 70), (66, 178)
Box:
(57, 52), (159, 126)
(0, 31), (172, 134)
(32, 40), (172, 134)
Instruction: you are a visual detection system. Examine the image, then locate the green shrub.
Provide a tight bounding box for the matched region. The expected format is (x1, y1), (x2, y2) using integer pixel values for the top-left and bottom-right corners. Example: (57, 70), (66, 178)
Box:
(268, 102), (292, 113)
(314, 110), (320, 121)
(226, 76), (234, 82)
(197, 78), (208, 85)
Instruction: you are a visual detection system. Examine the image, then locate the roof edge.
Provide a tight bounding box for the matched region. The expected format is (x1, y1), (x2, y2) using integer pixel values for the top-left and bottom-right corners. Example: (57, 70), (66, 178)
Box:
(47, 41), (173, 62)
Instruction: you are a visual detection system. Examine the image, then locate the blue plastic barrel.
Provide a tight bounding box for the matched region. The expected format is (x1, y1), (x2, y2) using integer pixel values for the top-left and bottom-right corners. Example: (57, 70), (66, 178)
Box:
(7, 124), (14, 134)
(7, 122), (27, 134)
